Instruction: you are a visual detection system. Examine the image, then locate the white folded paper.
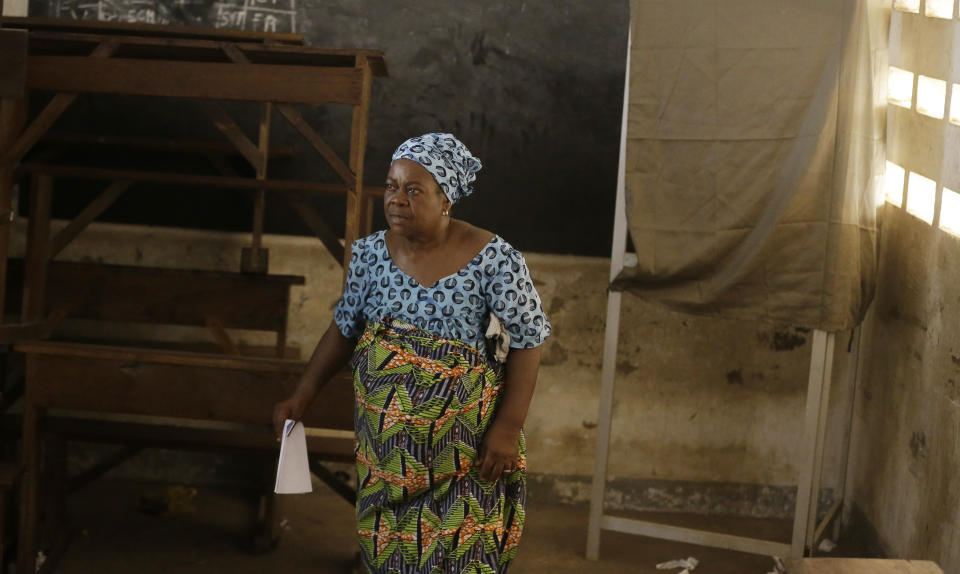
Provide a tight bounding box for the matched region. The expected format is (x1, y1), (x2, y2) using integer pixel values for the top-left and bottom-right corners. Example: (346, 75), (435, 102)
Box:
(274, 419), (312, 494)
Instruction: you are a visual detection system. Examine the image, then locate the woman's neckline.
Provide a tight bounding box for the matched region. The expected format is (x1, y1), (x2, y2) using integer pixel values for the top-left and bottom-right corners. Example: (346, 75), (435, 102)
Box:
(379, 229), (498, 289)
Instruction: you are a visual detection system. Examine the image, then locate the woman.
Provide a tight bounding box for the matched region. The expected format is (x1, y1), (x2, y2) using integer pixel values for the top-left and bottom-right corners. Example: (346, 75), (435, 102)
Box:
(273, 133), (551, 574)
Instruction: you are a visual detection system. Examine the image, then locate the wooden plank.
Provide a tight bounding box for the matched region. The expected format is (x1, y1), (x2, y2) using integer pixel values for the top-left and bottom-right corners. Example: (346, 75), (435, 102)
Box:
(42, 132), (295, 158)
(219, 40), (250, 64)
(26, 56), (364, 105)
(276, 103), (355, 186)
(0, 28), (27, 98)
(0, 311), (65, 343)
(343, 56), (373, 272)
(49, 180), (130, 259)
(783, 559), (944, 574)
(221, 39), (268, 273)
(22, 174), (51, 321)
(17, 163), (350, 195)
(43, 433), (67, 544)
(250, 101), (271, 261)
(24, 31), (385, 74)
(16, 340), (304, 373)
(0, 16), (304, 44)
(21, 349), (355, 429)
(221, 38), (354, 267)
(1, 39), (118, 168)
(21, 260), (302, 331)
(6, 337), (298, 359)
(38, 416), (354, 460)
(287, 197), (345, 265)
(205, 317), (240, 355)
(600, 515), (792, 557)
(0, 97), (27, 321)
(309, 460), (356, 504)
(1, 93), (76, 167)
(68, 445), (142, 493)
(274, 312), (288, 359)
(17, 372), (41, 573)
(200, 101), (264, 173)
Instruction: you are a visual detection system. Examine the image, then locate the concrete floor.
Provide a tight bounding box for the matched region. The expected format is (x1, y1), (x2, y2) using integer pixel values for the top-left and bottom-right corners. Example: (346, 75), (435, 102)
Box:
(44, 477), (802, 574)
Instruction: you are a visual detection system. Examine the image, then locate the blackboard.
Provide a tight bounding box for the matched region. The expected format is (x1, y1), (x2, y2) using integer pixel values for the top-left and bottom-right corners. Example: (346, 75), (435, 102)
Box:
(38, 0), (297, 33)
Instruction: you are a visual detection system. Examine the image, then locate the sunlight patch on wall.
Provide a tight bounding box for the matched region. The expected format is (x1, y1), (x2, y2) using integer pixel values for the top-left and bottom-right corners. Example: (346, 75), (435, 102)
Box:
(940, 187), (960, 235)
(917, 75), (947, 119)
(906, 172), (937, 224)
(885, 161), (907, 207)
(950, 83), (960, 126)
(925, 0), (956, 18)
(889, 66), (916, 109)
(894, 0), (921, 12)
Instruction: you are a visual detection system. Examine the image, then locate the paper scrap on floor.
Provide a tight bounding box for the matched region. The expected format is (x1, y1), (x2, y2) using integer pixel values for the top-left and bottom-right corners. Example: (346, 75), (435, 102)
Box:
(274, 419), (312, 494)
(656, 556), (698, 571)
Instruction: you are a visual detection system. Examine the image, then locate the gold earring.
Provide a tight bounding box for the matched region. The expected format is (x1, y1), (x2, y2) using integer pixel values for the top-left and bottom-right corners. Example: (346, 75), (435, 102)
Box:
(442, 208), (450, 216)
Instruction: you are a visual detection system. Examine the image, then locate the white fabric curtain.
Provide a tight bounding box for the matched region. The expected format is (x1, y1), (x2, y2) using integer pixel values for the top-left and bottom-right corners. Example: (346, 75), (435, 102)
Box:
(616, 0), (889, 331)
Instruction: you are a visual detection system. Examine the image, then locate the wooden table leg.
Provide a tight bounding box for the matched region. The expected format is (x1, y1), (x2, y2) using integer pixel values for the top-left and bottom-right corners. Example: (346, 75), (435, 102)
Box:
(22, 174), (53, 322)
(17, 384), (41, 573)
(0, 98), (27, 322)
(43, 432), (66, 550)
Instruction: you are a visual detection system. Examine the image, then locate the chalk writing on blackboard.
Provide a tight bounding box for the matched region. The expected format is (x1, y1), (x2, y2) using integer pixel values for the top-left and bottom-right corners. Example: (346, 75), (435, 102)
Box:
(50, 0), (297, 33)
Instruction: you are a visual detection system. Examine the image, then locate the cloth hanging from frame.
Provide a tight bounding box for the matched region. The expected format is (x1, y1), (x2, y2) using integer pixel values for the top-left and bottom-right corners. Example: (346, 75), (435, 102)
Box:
(614, 0), (888, 331)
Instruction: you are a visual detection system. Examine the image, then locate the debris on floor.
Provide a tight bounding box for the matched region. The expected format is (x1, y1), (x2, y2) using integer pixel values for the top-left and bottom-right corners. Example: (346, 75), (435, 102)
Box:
(818, 538), (837, 553)
(137, 484), (199, 515)
(766, 556), (787, 574)
(656, 556), (699, 572)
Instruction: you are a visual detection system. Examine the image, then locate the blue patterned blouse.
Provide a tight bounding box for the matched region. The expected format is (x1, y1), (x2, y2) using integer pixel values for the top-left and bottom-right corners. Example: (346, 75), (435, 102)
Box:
(334, 230), (551, 353)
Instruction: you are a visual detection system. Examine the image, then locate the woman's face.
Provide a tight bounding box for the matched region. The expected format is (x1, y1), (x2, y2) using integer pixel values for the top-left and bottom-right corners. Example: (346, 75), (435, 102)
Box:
(384, 159), (451, 236)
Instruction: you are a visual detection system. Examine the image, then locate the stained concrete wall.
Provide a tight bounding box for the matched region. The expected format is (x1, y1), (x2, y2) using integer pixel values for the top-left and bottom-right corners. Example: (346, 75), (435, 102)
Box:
(13, 219), (857, 518)
(841, 8), (960, 572)
(846, 207), (960, 571)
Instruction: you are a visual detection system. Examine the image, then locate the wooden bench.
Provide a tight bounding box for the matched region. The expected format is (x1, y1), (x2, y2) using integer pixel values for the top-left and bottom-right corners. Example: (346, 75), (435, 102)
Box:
(5, 258), (304, 357)
(5, 260), (354, 573)
(784, 559), (944, 574)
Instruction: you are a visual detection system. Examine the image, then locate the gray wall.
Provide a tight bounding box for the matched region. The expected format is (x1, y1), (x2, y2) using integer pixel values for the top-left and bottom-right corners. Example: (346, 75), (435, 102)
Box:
(28, 1), (629, 256)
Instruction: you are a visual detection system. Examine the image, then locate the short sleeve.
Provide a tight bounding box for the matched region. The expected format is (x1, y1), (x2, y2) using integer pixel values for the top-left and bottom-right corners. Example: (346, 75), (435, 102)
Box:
(333, 238), (370, 338)
(484, 243), (552, 348)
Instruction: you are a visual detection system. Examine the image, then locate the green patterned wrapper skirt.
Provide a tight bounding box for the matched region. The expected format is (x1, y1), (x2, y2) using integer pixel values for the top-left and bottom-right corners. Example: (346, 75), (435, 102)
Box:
(351, 319), (526, 574)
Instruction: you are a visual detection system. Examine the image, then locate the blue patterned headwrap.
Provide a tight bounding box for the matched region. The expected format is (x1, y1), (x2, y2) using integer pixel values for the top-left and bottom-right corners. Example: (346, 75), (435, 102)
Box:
(391, 133), (482, 204)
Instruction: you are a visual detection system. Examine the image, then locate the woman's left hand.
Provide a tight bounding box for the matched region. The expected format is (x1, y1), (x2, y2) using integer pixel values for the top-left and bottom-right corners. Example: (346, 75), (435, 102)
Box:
(476, 420), (521, 482)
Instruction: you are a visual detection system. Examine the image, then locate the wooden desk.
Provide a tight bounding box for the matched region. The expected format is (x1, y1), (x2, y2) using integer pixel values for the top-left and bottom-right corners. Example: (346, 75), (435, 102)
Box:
(0, 16), (387, 338)
(15, 341), (355, 573)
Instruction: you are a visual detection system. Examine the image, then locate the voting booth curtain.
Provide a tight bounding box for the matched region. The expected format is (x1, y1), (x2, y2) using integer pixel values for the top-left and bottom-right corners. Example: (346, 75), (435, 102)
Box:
(615, 0), (889, 331)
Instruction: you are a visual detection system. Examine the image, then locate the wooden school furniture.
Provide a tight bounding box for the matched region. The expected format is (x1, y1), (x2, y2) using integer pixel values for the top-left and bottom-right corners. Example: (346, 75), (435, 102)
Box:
(0, 15), (387, 573)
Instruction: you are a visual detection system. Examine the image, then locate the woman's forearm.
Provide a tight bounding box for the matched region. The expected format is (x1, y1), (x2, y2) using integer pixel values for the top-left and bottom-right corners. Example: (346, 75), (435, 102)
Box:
(493, 346), (542, 430)
(293, 319), (357, 403)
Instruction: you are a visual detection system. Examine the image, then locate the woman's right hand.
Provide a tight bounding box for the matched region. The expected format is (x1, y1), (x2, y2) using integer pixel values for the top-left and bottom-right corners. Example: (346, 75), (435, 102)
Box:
(272, 320), (357, 442)
(272, 394), (310, 441)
